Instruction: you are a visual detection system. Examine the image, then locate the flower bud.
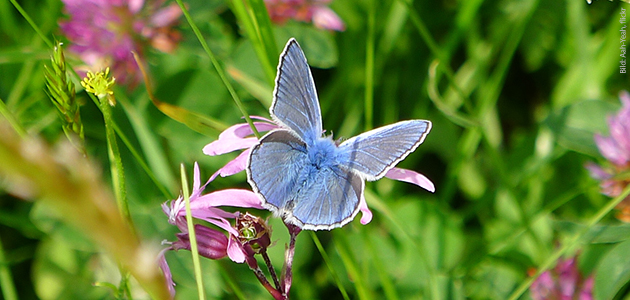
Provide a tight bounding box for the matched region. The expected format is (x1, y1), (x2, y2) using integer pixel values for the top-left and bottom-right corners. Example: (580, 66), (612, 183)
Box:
(235, 212), (271, 256)
(172, 224), (228, 260)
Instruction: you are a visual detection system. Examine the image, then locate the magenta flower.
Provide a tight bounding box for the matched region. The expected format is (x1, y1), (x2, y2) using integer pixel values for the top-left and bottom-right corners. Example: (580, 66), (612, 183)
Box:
(586, 91), (630, 222)
(202, 118), (435, 226)
(162, 162), (264, 261)
(265, 0), (345, 31)
(159, 162), (265, 294)
(530, 256), (593, 300)
(59, 0), (182, 86)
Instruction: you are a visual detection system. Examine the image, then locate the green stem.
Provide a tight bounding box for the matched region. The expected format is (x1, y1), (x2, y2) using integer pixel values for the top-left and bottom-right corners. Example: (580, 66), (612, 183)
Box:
(0, 98), (26, 137)
(334, 233), (372, 300)
(173, 0), (260, 138)
(365, 190), (441, 299)
(181, 164), (206, 300)
(309, 232), (350, 300)
(118, 271), (133, 300)
(98, 98), (133, 231)
(218, 263), (248, 300)
(363, 231), (398, 300)
(507, 184), (630, 300)
(111, 120), (173, 199)
(364, 0), (375, 131)
(8, 0), (52, 48)
(116, 93), (176, 194)
(396, 0), (472, 113)
(0, 237), (18, 300)
(244, 0), (278, 84)
(97, 97), (135, 298)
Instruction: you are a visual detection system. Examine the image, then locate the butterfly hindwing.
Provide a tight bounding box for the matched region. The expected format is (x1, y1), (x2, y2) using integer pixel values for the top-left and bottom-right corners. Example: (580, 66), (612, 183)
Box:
(290, 166), (364, 230)
(339, 120), (432, 180)
(247, 38), (433, 231)
(248, 129), (364, 230)
(271, 38), (323, 143)
(247, 130), (309, 211)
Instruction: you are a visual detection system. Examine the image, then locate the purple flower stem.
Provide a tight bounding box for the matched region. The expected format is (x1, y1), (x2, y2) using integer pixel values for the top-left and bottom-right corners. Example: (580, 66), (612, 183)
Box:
(245, 255), (283, 299)
(262, 250), (281, 291)
(281, 223), (302, 299)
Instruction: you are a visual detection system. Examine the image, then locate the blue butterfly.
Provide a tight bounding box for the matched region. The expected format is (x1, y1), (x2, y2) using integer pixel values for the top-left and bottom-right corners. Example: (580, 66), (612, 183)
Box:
(247, 38), (432, 230)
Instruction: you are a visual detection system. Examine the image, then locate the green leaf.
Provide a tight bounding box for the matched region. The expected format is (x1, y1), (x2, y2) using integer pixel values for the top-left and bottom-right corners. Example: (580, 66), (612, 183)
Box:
(30, 201), (94, 251)
(230, 0), (277, 84)
(32, 238), (110, 300)
(555, 221), (630, 244)
(274, 24), (339, 69)
(589, 224), (630, 244)
(594, 239), (630, 300)
(546, 99), (620, 156)
(227, 65), (273, 108)
(519, 3), (563, 71)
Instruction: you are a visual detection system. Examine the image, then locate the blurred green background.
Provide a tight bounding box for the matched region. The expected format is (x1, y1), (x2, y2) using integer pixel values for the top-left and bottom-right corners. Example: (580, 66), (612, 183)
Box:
(1, 0), (630, 299)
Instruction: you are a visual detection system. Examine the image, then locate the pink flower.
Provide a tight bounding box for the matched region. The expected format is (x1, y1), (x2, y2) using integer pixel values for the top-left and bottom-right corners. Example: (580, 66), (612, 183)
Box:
(586, 91), (630, 222)
(59, 0), (181, 86)
(265, 0), (345, 31)
(202, 118), (435, 226)
(159, 162), (266, 295)
(530, 256), (593, 300)
(162, 162), (264, 262)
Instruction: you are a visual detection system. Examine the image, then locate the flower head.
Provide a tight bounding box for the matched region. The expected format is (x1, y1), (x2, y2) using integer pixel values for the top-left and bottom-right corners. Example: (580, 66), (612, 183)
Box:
(44, 42), (85, 153)
(202, 118), (435, 227)
(171, 224), (229, 260)
(235, 212), (272, 256)
(159, 162), (267, 294)
(161, 162), (264, 261)
(59, 0), (182, 86)
(81, 67), (116, 105)
(586, 91), (630, 222)
(530, 256), (593, 300)
(265, 0), (345, 31)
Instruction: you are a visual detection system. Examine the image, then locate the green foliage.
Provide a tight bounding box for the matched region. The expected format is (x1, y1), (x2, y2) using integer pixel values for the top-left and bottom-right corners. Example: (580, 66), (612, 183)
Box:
(1, 0), (629, 299)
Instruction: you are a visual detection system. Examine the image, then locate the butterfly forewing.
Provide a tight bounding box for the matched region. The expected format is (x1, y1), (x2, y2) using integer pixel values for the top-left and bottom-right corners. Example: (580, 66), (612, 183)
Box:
(248, 130), (309, 211)
(339, 120), (432, 180)
(247, 38), (433, 231)
(271, 38), (323, 143)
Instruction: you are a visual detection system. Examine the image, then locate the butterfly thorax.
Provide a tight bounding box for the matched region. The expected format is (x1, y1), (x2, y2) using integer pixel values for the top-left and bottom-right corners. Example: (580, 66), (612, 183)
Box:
(308, 137), (338, 170)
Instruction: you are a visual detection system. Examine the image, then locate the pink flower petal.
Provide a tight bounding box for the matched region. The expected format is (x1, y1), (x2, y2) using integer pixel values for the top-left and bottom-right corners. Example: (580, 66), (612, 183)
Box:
(128, 0), (144, 14)
(358, 196), (373, 225)
(620, 90), (630, 107)
(227, 236), (246, 263)
(186, 206), (238, 220)
(217, 149), (251, 177)
(584, 162), (611, 180)
(203, 137), (258, 156)
(312, 6), (345, 31)
(192, 162), (201, 193)
(609, 118), (630, 156)
(595, 134), (627, 166)
(580, 276), (594, 300)
(202, 120), (277, 156)
(150, 4), (182, 27)
(205, 217), (239, 236)
(530, 271), (554, 300)
(193, 189), (264, 210)
(385, 168), (435, 193)
(221, 121), (276, 140)
(173, 225), (229, 260)
(157, 248), (176, 299)
(353, 179), (372, 225)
